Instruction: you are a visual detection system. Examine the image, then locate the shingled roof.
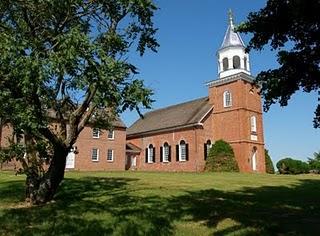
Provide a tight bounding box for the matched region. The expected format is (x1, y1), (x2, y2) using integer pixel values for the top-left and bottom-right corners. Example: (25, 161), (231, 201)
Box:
(127, 97), (213, 137)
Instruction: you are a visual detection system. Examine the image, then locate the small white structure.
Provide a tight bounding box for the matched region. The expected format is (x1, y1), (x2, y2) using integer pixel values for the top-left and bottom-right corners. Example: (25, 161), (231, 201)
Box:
(217, 10), (251, 79)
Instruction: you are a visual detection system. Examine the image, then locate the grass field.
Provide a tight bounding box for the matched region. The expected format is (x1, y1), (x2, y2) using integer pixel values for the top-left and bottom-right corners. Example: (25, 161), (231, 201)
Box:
(1, 171), (320, 236)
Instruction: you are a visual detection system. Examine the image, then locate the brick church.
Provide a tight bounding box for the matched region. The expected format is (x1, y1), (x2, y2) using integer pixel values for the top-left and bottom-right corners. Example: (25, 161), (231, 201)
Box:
(0, 13), (266, 173)
(126, 12), (265, 173)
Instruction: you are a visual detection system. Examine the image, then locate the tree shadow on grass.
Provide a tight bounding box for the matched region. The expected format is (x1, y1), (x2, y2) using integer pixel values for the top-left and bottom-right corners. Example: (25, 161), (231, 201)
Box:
(167, 179), (320, 235)
(1, 176), (320, 236)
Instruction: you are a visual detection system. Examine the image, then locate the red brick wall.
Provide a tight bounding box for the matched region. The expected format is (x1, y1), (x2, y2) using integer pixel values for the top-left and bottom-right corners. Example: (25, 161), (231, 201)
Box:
(127, 113), (214, 172)
(0, 123), (127, 171)
(73, 126), (126, 171)
(208, 78), (266, 173)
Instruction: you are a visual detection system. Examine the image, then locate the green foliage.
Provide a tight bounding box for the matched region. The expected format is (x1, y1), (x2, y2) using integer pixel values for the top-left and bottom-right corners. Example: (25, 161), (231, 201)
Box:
(238, 0), (320, 128)
(265, 149), (275, 174)
(205, 140), (239, 172)
(276, 158), (310, 175)
(0, 0), (159, 203)
(308, 151), (320, 173)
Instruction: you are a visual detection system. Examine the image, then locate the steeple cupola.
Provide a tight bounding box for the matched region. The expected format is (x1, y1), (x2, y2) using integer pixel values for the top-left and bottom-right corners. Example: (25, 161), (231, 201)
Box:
(217, 10), (251, 79)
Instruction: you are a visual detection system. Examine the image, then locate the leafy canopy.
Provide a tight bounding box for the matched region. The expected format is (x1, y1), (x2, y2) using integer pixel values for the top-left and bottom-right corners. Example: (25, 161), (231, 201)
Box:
(238, 0), (320, 128)
(308, 151), (320, 173)
(0, 0), (159, 156)
(205, 140), (239, 172)
(276, 157), (310, 175)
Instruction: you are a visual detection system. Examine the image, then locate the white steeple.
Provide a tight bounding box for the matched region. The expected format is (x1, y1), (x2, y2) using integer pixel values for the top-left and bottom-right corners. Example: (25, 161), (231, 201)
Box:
(217, 10), (251, 79)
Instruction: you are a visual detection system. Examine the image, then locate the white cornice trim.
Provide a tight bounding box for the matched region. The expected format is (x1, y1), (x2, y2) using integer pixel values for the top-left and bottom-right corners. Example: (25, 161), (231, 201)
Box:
(205, 72), (255, 88)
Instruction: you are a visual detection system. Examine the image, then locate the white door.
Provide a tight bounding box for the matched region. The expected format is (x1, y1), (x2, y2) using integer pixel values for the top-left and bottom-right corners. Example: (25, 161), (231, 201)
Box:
(66, 152), (75, 169)
(252, 150), (257, 171)
(131, 156), (136, 167)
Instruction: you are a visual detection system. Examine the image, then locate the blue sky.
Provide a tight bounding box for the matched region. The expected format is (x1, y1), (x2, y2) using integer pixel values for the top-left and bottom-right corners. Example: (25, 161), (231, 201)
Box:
(121, 0), (320, 164)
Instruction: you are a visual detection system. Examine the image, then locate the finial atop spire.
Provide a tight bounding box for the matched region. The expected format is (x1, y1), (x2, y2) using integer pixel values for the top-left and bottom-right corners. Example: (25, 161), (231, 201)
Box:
(228, 9), (234, 27)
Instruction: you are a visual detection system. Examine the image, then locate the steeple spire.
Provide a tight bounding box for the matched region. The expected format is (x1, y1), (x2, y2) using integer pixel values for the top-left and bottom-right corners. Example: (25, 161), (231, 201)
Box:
(228, 9), (234, 28)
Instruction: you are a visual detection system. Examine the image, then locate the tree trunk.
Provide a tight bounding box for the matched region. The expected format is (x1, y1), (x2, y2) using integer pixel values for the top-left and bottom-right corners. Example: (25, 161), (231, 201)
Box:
(25, 146), (69, 205)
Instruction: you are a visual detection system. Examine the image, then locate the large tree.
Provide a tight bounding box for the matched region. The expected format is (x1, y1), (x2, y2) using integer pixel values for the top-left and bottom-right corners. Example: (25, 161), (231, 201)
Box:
(238, 0), (320, 128)
(0, 0), (158, 204)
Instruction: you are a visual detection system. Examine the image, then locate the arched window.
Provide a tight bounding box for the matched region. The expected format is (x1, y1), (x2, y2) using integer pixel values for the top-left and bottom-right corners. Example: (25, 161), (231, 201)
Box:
(223, 90), (232, 107)
(204, 140), (212, 160)
(244, 56), (248, 71)
(176, 140), (189, 162)
(145, 144), (155, 163)
(250, 116), (257, 133)
(222, 57), (229, 71)
(233, 55), (241, 69)
(252, 147), (257, 171)
(162, 142), (170, 162)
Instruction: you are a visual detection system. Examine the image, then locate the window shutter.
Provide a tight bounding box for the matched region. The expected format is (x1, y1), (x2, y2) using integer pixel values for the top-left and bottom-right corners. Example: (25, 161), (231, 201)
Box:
(204, 143), (207, 160)
(168, 146), (171, 162)
(186, 144), (189, 161)
(176, 145), (179, 162)
(153, 147), (156, 163)
(160, 147), (163, 162)
(145, 148), (148, 163)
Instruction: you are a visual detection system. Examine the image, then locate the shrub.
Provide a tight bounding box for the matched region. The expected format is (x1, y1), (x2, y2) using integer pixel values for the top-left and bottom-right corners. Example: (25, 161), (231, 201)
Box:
(308, 151), (320, 174)
(276, 158), (310, 175)
(205, 139), (239, 172)
(265, 149), (275, 174)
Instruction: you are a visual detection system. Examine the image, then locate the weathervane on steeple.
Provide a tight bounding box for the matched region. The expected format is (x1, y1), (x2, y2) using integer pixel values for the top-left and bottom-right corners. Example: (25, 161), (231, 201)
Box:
(228, 9), (234, 27)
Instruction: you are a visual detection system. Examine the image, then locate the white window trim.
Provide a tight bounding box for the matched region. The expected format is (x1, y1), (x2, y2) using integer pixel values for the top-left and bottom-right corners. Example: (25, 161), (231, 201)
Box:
(108, 130), (115, 140)
(92, 128), (100, 139)
(163, 144), (169, 162)
(223, 91), (232, 108)
(179, 142), (186, 162)
(107, 149), (114, 162)
(91, 148), (99, 162)
(148, 146), (154, 163)
(251, 116), (257, 133)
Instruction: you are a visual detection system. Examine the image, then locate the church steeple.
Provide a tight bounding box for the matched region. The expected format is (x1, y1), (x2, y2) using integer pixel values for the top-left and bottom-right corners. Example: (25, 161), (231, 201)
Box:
(217, 10), (250, 79)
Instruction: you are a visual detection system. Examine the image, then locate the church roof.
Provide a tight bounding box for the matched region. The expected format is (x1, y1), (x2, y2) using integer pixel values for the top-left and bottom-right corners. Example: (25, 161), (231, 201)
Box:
(220, 10), (245, 50)
(127, 97), (213, 137)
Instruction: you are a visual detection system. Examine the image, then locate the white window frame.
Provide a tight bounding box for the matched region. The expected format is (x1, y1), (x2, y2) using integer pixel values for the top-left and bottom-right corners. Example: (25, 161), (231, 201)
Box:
(223, 91), (232, 108)
(163, 143), (169, 162)
(108, 130), (115, 140)
(251, 116), (257, 133)
(92, 128), (100, 139)
(148, 145), (154, 163)
(91, 148), (99, 162)
(107, 149), (114, 162)
(179, 141), (186, 162)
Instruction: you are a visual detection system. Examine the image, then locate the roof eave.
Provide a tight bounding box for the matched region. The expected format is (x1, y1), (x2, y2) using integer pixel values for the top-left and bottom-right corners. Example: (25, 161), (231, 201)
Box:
(127, 122), (204, 139)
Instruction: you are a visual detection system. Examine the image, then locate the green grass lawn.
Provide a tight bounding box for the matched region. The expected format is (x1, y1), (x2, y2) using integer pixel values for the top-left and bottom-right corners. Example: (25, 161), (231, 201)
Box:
(1, 171), (320, 236)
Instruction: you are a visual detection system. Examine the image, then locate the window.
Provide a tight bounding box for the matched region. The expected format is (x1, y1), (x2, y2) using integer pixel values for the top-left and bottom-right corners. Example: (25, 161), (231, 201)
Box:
(222, 57), (229, 71)
(177, 140), (188, 162)
(108, 130), (114, 140)
(92, 128), (100, 138)
(107, 149), (114, 162)
(233, 55), (241, 69)
(91, 148), (99, 161)
(204, 140), (212, 160)
(145, 144), (155, 163)
(251, 116), (257, 133)
(244, 56), (248, 70)
(161, 142), (170, 162)
(223, 91), (232, 107)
